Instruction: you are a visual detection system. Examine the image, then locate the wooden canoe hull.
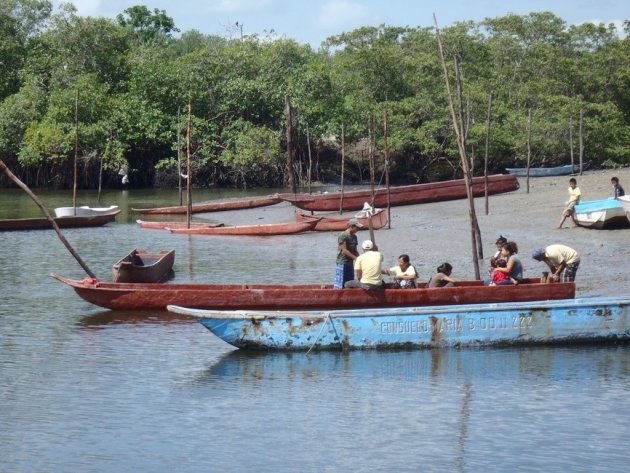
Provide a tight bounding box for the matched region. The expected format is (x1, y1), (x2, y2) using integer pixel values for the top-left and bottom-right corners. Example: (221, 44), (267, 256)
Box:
(168, 219), (318, 235)
(296, 208), (388, 231)
(136, 219), (223, 230)
(0, 211), (120, 232)
(169, 296), (630, 351)
(51, 273), (575, 311)
(506, 162), (590, 177)
(132, 196), (281, 214)
(276, 174), (518, 211)
(112, 249), (175, 283)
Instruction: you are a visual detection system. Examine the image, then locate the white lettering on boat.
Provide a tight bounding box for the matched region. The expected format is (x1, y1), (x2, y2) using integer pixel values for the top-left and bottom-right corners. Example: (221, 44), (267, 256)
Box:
(380, 315), (534, 334)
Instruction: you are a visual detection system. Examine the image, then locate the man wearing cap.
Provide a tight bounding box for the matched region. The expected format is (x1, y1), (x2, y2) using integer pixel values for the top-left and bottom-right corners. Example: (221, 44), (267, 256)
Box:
(334, 218), (364, 289)
(344, 239), (385, 290)
(532, 244), (580, 282)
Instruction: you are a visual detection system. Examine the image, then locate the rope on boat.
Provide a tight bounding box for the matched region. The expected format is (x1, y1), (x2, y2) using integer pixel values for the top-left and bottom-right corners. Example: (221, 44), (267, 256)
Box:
(306, 313), (331, 355)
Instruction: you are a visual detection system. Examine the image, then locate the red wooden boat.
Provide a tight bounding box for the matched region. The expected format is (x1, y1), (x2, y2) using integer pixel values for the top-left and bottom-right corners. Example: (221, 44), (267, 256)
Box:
(132, 195), (281, 214)
(276, 174), (519, 211)
(112, 248), (175, 283)
(168, 219), (319, 236)
(296, 208), (388, 231)
(0, 210), (120, 232)
(51, 273), (574, 311)
(136, 219), (223, 230)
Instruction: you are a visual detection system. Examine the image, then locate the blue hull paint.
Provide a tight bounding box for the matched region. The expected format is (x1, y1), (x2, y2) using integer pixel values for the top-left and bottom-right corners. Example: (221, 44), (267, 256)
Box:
(505, 163), (588, 177)
(168, 297), (630, 351)
(574, 198), (629, 229)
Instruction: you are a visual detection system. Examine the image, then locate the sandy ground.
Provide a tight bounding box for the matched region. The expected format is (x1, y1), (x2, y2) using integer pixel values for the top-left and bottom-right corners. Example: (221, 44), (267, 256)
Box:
(239, 167), (630, 299)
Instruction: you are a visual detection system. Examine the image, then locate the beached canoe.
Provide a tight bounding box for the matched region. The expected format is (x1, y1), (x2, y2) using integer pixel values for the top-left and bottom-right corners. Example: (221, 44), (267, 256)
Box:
(574, 198), (629, 229)
(132, 196), (281, 214)
(276, 174), (518, 211)
(0, 210), (120, 232)
(617, 195), (630, 223)
(112, 249), (175, 283)
(506, 162), (590, 177)
(167, 296), (630, 351)
(136, 219), (223, 230)
(50, 273), (574, 311)
(296, 208), (388, 231)
(54, 205), (119, 217)
(168, 219), (319, 236)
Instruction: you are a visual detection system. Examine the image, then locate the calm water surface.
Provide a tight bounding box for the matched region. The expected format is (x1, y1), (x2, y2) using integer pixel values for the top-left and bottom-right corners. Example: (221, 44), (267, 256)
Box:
(1, 188), (630, 472)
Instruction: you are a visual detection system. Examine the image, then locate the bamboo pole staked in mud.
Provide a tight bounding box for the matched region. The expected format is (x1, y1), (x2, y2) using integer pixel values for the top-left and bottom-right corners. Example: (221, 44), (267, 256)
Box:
(434, 14), (481, 279)
(177, 106), (183, 206)
(340, 123), (345, 214)
(186, 101), (192, 227)
(483, 92), (492, 215)
(0, 159), (97, 279)
(384, 109), (392, 229)
(368, 115), (376, 244)
(526, 107), (532, 194)
(73, 89), (79, 215)
(285, 95), (297, 194)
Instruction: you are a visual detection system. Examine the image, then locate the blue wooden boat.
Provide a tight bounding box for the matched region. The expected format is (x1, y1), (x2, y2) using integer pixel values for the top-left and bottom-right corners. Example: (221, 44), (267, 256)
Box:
(574, 198), (629, 229)
(168, 296), (630, 351)
(505, 162), (589, 177)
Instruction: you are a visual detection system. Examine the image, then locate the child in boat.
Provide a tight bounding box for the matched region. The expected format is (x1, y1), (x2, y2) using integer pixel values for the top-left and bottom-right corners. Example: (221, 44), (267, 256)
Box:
(427, 263), (457, 288)
(557, 178), (581, 229)
(489, 260), (511, 286)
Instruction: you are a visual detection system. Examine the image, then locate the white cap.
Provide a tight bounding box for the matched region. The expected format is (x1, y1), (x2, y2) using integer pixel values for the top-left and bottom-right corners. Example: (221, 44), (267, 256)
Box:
(362, 240), (374, 250)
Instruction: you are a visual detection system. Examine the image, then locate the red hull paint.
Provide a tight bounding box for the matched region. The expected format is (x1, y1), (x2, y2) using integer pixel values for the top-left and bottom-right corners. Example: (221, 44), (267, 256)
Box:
(169, 219), (318, 236)
(0, 211), (119, 231)
(295, 209), (388, 231)
(51, 273), (575, 311)
(277, 174), (519, 211)
(132, 196), (281, 215)
(136, 220), (223, 230)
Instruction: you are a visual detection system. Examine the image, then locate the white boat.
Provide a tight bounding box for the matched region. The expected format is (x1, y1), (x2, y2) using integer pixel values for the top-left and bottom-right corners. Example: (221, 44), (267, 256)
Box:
(54, 205), (119, 218)
(574, 198), (628, 229)
(618, 195), (630, 223)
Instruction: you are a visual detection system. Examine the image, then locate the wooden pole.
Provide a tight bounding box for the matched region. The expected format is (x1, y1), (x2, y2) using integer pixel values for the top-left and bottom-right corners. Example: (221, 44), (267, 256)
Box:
(73, 89), (79, 215)
(177, 106), (183, 206)
(186, 101), (192, 227)
(306, 123), (313, 194)
(434, 14), (481, 279)
(285, 95), (297, 193)
(526, 106), (532, 194)
(368, 115), (375, 244)
(579, 108), (584, 175)
(384, 108), (392, 229)
(0, 159), (97, 279)
(569, 115), (574, 170)
(339, 123), (345, 214)
(483, 92), (492, 215)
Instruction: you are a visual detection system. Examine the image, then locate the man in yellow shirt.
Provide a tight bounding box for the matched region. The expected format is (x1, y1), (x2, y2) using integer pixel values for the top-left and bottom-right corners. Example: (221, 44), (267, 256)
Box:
(532, 244), (580, 282)
(344, 240), (384, 290)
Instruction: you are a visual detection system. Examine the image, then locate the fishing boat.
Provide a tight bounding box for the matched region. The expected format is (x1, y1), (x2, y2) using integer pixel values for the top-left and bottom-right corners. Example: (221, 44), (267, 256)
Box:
(167, 296), (630, 351)
(112, 249), (175, 283)
(618, 195), (630, 223)
(132, 195), (281, 214)
(574, 198), (629, 229)
(505, 162), (590, 177)
(54, 205), (119, 217)
(50, 273), (574, 311)
(276, 174), (518, 211)
(296, 208), (388, 231)
(136, 219), (223, 230)
(0, 210), (120, 232)
(168, 219), (319, 236)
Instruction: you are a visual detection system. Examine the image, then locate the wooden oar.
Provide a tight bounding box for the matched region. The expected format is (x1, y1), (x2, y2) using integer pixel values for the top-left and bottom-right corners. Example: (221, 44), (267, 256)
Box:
(0, 159), (97, 278)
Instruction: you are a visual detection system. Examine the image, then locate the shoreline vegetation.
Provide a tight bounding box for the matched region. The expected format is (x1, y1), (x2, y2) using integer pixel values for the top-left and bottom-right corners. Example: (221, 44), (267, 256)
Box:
(1, 5), (629, 191)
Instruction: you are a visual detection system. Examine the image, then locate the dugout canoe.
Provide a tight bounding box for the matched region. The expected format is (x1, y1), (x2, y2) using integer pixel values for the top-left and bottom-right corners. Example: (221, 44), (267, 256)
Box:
(132, 196), (281, 214)
(295, 208), (388, 231)
(0, 210), (120, 232)
(505, 162), (590, 177)
(50, 273), (574, 311)
(168, 219), (319, 236)
(112, 248), (175, 283)
(136, 219), (224, 230)
(54, 205), (120, 217)
(276, 174), (518, 211)
(168, 296), (630, 351)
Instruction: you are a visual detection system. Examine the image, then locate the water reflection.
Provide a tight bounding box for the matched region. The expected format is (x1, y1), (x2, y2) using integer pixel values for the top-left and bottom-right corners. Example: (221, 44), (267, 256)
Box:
(78, 309), (193, 327)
